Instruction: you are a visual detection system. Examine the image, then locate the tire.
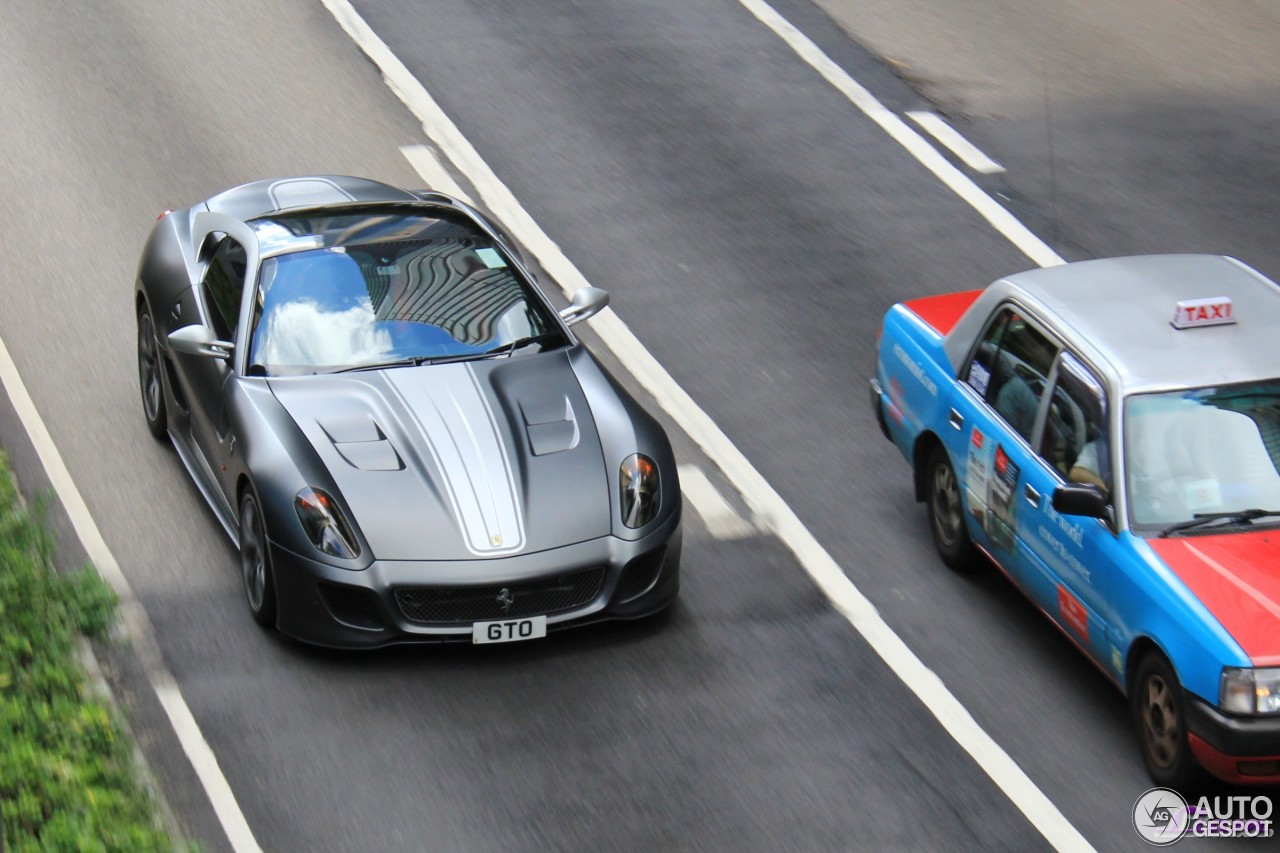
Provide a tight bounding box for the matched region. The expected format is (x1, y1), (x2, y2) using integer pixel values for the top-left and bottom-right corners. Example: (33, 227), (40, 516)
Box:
(1132, 650), (1202, 789)
(137, 305), (168, 439)
(925, 445), (977, 572)
(239, 490), (278, 628)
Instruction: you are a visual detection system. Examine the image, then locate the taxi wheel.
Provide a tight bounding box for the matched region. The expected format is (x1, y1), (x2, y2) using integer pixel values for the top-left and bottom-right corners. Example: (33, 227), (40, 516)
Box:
(1133, 651), (1201, 789)
(239, 489), (278, 628)
(925, 446), (977, 572)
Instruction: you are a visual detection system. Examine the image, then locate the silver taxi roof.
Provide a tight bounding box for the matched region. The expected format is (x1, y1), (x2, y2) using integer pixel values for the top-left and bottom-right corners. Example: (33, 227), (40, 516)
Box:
(945, 255), (1280, 395)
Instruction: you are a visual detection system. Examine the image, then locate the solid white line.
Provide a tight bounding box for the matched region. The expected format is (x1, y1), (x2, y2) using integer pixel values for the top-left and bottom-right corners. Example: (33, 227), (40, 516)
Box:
(399, 144), (475, 204)
(322, 1), (1091, 849)
(907, 111), (1006, 174)
(735, 0), (1062, 269)
(677, 464), (756, 540)
(0, 337), (263, 853)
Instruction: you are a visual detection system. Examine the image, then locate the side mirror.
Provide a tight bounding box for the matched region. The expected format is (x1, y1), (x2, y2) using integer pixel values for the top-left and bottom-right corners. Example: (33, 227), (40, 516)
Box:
(1052, 483), (1110, 519)
(169, 325), (233, 361)
(559, 287), (609, 326)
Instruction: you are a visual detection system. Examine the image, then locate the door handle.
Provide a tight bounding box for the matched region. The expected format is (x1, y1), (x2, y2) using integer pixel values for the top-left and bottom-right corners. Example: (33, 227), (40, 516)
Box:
(1024, 483), (1041, 508)
(948, 409), (964, 431)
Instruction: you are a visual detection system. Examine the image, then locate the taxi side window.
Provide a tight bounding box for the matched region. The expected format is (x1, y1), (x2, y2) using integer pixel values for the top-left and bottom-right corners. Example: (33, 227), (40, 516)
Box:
(965, 307), (1058, 442)
(1040, 352), (1110, 493)
(199, 236), (247, 343)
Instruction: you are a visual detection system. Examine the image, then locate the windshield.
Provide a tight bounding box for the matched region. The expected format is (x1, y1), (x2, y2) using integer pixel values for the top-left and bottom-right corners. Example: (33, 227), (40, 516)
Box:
(1125, 381), (1280, 528)
(247, 214), (561, 375)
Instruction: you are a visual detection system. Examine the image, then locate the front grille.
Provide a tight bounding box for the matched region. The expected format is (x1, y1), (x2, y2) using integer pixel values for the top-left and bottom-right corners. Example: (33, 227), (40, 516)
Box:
(318, 583), (385, 631)
(614, 546), (666, 603)
(394, 567), (606, 624)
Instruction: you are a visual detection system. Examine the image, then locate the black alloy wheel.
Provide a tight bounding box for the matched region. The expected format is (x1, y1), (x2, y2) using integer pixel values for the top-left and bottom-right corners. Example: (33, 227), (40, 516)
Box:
(239, 490), (278, 628)
(137, 306), (167, 439)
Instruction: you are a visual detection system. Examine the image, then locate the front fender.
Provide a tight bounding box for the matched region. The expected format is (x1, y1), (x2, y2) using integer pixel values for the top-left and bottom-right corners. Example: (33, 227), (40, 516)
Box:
(228, 377), (373, 570)
(1117, 533), (1249, 705)
(568, 347), (681, 540)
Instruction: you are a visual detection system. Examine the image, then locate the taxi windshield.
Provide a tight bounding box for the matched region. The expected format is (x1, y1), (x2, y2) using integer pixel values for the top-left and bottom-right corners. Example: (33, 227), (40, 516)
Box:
(1125, 380), (1280, 528)
(246, 212), (562, 375)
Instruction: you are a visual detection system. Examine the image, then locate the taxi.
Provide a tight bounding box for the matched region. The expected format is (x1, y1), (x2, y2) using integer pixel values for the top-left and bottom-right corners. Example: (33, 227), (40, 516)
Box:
(871, 255), (1280, 787)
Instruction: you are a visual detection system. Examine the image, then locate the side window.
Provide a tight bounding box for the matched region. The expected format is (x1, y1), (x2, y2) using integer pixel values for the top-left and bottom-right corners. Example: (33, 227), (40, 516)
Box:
(1040, 352), (1109, 493)
(965, 307), (1058, 441)
(199, 236), (247, 342)
(964, 311), (1009, 399)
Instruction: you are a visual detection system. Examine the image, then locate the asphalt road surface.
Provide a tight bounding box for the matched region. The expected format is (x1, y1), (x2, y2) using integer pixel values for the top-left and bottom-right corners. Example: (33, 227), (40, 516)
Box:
(1, 0), (1278, 851)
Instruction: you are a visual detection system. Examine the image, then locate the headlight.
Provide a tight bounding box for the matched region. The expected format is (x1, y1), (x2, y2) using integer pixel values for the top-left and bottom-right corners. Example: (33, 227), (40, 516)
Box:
(1220, 667), (1280, 714)
(295, 486), (361, 559)
(619, 453), (660, 529)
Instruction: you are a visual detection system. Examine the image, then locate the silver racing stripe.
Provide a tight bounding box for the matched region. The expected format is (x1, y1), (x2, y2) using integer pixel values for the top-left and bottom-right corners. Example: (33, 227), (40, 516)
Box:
(384, 364), (525, 555)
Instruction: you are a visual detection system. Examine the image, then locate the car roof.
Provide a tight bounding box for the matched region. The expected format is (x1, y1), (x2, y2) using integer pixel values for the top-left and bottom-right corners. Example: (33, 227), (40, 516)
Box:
(946, 255), (1280, 395)
(204, 176), (420, 221)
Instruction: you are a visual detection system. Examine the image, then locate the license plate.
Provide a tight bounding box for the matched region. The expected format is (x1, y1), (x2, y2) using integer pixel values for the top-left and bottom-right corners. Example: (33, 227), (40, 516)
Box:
(472, 615), (547, 644)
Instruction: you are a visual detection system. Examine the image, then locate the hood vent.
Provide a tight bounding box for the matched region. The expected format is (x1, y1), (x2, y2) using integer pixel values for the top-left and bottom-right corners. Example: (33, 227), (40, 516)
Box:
(319, 416), (404, 471)
(520, 395), (579, 456)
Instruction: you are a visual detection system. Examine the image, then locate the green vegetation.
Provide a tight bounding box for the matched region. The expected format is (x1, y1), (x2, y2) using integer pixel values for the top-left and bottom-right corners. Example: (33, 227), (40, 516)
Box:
(0, 451), (181, 851)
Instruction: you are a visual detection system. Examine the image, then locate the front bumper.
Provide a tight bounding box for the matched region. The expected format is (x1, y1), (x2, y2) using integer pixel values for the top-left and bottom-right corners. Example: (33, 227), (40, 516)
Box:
(267, 510), (682, 648)
(1186, 693), (1280, 784)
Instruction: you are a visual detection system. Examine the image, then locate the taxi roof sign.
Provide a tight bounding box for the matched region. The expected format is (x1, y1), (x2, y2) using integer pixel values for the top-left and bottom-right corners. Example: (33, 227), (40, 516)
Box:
(1172, 296), (1235, 329)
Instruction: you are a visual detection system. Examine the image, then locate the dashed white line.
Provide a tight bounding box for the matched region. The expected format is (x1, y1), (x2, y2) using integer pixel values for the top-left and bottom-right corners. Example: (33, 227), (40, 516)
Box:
(734, 0), (1063, 269)
(677, 464), (756, 540)
(325, 0), (1091, 849)
(907, 110), (1006, 174)
(0, 337), (262, 852)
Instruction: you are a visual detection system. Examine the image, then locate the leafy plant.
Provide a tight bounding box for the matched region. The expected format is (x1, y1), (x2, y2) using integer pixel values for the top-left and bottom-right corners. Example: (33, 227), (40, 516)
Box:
(0, 452), (182, 851)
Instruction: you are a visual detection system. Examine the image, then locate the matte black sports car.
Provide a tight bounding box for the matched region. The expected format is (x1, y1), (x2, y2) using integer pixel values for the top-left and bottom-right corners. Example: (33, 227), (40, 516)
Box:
(135, 176), (681, 647)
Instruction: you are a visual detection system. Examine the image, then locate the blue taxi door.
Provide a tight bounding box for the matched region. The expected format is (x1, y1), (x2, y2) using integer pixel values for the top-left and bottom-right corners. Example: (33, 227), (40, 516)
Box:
(954, 406), (1024, 571)
(1018, 353), (1120, 673)
(950, 307), (1057, 595)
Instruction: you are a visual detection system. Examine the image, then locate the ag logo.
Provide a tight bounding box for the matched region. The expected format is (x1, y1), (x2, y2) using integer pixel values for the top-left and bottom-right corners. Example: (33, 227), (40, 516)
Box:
(1133, 787), (1190, 845)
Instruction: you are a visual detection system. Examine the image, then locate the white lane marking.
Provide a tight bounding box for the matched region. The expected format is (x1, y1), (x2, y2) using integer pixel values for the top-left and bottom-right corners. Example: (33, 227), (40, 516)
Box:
(906, 111), (1006, 175)
(325, 2), (1093, 849)
(677, 464), (756, 540)
(735, 0), (1063, 269)
(0, 336), (263, 853)
(399, 144), (475, 204)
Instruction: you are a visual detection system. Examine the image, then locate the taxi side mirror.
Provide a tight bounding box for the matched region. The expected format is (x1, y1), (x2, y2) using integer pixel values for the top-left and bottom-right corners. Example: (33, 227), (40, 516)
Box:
(1052, 483), (1109, 519)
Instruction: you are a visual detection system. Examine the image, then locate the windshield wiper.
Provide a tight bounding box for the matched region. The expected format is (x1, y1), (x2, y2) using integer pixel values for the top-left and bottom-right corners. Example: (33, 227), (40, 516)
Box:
(327, 335), (563, 374)
(1159, 508), (1280, 537)
(330, 357), (427, 374)
(479, 332), (562, 358)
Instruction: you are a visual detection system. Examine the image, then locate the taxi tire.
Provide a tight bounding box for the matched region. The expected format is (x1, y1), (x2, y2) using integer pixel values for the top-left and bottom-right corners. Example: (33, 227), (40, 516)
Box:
(925, 445), (978, 573)
(1132, 651), (1202, 790)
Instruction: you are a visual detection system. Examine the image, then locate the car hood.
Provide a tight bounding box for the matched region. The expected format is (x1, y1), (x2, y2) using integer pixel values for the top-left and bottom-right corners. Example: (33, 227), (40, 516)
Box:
(267, 353), (611, 561)
(1149, 529), (1280, 664)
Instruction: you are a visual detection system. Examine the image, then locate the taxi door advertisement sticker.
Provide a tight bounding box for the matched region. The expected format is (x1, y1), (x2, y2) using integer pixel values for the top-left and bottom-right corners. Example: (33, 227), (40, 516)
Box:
(1057, 584), (1089, 640)
(965, 427), (992, 524)
(988, 444), (1019, 550)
